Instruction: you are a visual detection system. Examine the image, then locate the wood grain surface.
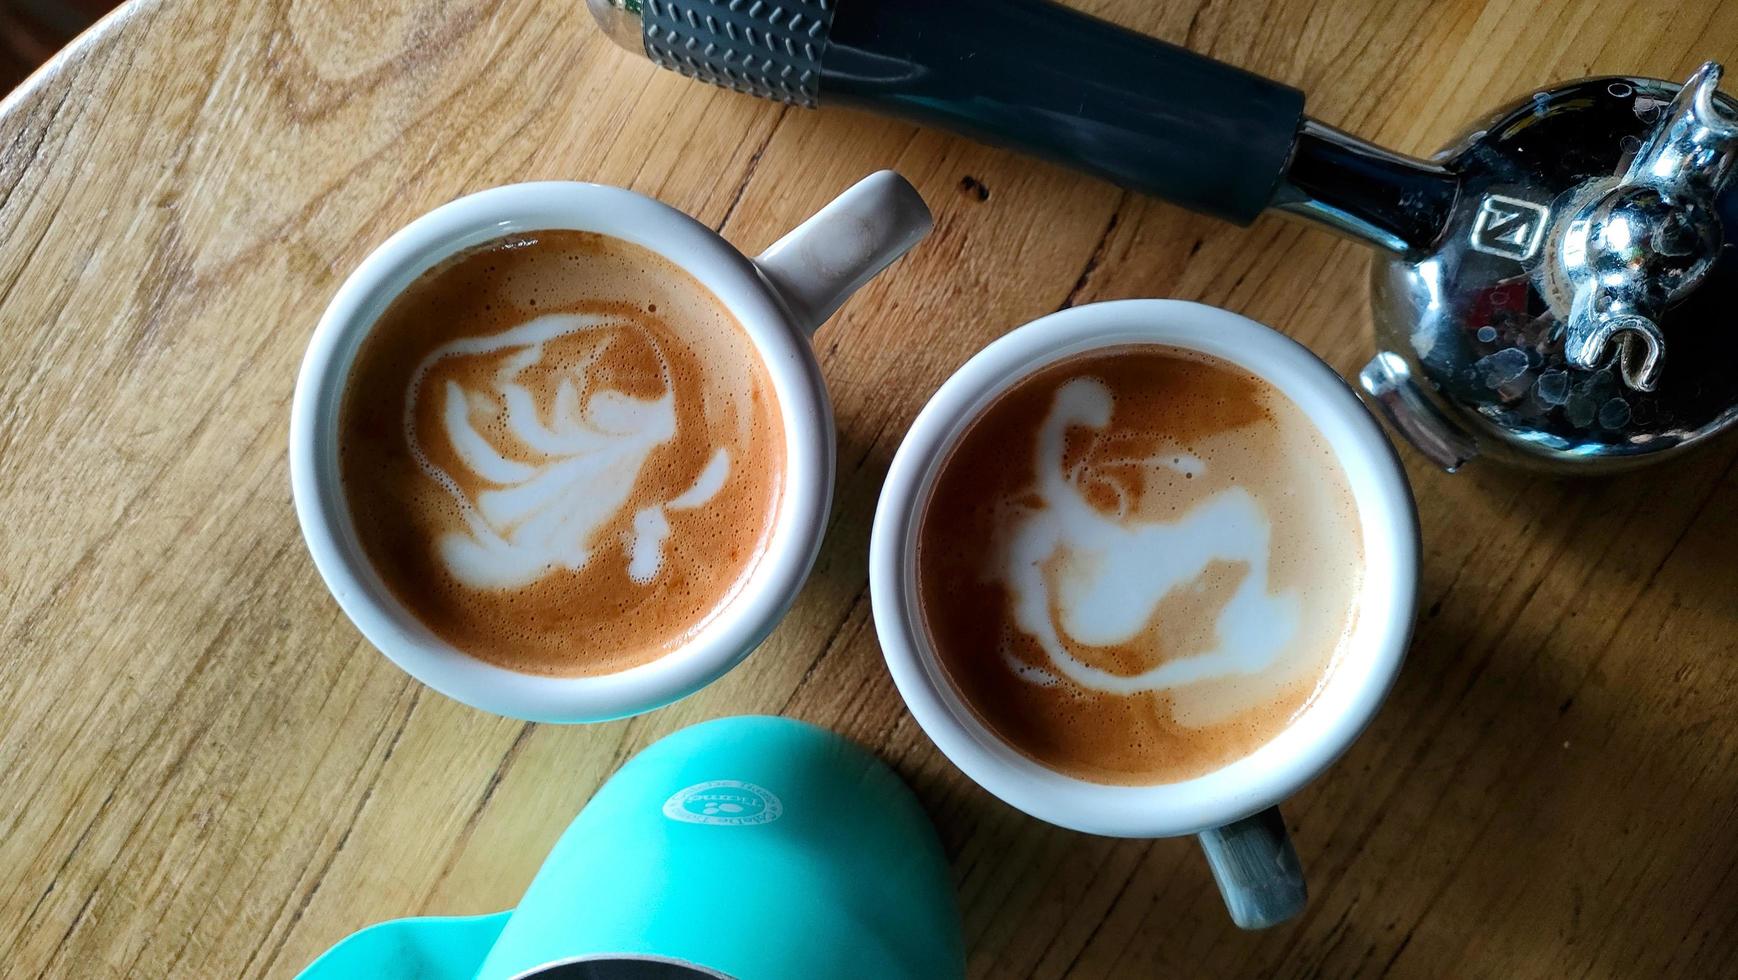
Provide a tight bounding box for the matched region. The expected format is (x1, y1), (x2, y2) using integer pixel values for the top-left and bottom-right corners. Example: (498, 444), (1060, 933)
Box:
(3, 0), (1737, 976)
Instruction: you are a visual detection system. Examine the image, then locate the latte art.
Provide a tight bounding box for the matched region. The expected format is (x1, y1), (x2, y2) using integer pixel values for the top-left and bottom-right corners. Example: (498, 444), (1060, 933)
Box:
(406, 314), (730, 590)
(999, 377), (1303, 699)
(919, 347), (1363, 784)
(340, 231), (783, 677)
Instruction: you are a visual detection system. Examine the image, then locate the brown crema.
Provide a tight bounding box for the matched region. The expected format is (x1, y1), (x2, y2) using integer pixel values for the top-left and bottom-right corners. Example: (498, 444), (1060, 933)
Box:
(340, 230), (783, 676)
(917, 346), (1363, 785)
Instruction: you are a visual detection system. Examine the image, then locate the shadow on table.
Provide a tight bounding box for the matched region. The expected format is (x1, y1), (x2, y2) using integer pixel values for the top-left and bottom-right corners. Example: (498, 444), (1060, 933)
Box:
(849, 433), (1738, 975)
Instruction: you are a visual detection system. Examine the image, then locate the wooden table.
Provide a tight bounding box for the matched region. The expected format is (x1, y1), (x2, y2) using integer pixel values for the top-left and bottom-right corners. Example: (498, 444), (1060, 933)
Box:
(3, 0), (1736, 976)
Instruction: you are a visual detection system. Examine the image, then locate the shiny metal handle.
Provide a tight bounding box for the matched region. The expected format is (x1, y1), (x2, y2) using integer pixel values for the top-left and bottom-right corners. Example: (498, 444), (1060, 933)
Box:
(1359, 352), (1479, 471)
(1273, 120), (1459, 255)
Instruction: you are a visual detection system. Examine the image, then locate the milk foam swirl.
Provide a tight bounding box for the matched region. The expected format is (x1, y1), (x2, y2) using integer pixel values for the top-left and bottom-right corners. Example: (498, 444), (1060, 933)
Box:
(341, 230), (783, 678)
(918, 346), (1361, 783)
(405, 313), (729, 590)
(996, 378), (1302, 695)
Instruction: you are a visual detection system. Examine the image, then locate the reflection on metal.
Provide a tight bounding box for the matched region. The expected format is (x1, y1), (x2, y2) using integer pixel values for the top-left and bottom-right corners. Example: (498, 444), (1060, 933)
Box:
(1358, 353), (1478, 472)
(1273, 119), (1458, 255)
(1369, 65), (1738, 471)
(1545, 63), (1738, 391)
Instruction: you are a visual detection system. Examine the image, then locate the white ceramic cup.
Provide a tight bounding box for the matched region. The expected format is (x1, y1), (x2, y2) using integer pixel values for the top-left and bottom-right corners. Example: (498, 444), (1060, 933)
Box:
(291, 172), (931, 723)
(870, 299), (1418, 928)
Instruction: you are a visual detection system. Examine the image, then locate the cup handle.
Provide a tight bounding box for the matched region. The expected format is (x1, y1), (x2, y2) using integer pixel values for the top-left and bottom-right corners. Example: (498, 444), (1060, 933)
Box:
(1197, 805), (1307, 929)
(753, 170), (933, 336)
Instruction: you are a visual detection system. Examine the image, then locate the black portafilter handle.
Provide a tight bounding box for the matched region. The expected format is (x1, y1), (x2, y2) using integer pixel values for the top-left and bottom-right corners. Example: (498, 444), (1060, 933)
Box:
(590, 0), (1458, 249)
(820, 0), (1302, 225)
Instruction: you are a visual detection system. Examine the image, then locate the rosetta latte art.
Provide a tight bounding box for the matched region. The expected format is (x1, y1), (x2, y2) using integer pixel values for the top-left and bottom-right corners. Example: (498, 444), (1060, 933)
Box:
(998, 378), (1303, 695)
(405, 313), (729, 590)
(342, 229), (783, 677)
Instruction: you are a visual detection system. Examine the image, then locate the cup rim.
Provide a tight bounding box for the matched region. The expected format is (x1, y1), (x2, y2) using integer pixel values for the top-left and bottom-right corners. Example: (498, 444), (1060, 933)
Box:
(869, 299), (1419, 837)
(289, 181), (833, 723)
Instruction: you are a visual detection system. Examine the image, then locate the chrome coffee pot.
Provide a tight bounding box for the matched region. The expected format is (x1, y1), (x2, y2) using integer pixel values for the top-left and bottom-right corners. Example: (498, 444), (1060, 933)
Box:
(588, 0), (1738, 472)
(1360, 65), (1738, 471)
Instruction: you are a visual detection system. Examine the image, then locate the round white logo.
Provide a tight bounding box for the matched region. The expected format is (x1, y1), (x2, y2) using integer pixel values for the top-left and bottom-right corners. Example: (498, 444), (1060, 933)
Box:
(662, 780), (783, 826)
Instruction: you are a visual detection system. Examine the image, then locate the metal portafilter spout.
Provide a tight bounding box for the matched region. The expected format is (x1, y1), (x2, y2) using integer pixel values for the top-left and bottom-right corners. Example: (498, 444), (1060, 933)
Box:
(589, 0), (1738, 474)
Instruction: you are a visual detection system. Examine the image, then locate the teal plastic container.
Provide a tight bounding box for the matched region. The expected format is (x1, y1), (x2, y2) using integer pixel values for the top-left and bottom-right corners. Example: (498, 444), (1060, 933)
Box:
(301, 716), (964, 979)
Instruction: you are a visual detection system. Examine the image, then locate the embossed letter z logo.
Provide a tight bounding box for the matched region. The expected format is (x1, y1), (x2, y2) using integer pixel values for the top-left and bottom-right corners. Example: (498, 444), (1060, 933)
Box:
(1470, 194), (1549, 261)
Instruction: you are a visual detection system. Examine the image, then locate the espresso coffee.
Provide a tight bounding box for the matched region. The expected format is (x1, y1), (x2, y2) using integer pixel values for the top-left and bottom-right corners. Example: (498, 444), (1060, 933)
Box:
(916, 346), (1363, 784)
(339, 230), (783, 677)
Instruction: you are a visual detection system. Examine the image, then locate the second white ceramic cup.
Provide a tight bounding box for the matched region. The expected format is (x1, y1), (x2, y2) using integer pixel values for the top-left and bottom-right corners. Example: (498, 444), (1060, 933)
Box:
(291, 172), (931, 723)
(870, 299), (1419, 928)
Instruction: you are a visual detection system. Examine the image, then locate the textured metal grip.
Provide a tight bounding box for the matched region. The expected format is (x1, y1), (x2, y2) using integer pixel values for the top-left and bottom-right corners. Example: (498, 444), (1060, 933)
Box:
(642, 0), (836, 107)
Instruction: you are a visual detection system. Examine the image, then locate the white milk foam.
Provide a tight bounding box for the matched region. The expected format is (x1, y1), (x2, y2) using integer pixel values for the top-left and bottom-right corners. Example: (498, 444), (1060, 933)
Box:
(404, 313), (729, 589)
(996, 378), (1302, 695)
